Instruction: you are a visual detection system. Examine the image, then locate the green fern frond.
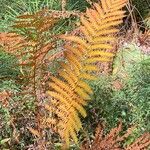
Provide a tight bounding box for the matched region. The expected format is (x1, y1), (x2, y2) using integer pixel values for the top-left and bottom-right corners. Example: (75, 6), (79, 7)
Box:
(46, 0), (127, 147)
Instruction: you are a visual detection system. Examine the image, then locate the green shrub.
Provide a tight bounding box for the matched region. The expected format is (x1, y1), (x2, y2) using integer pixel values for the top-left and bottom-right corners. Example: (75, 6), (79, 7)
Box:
(125, 58), (150, 132)
(84, 76), (132, 133)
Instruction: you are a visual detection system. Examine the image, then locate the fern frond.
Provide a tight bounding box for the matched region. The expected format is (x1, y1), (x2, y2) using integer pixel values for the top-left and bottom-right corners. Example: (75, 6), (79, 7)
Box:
(80, 73), (97, 80)
(92, 36), (115, 43)
(60, 62), (78, 82)
(64, 45), (83, 58)
(59, 71), (76, 87)
(46, 0), (127, 147)
(13, 9), (58, 33)
(50, 76), (72, 94)
(88, 51), (114, 57)
(83, 65), (98, 71)
(85, 57), (111, 63)
(80, 16), (96, 35)
(1, 9), (63, 148)
(75, 87), (91, 100)
(81, 122), (150, 150)
(77, 80), (93, 94)
(64, 51), (82, 69)
(59, 35), (87, 48)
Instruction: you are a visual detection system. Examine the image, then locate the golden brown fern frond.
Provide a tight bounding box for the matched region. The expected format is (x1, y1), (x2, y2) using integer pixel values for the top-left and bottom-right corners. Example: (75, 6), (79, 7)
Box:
(46, 0), (127, 148)
(81, 122), (150, 150)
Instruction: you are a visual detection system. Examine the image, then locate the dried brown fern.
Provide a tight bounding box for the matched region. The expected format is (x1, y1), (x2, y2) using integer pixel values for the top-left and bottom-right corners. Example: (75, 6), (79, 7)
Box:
(46, 0), (128, 148)
(0, 91), (11, 108)
(125, 133), (150, 150)
(0, 32), (26, 53)
(81, 122), (150, 150)
(3, 10), (58, 99)
(0, 9), (62, 149)
(13, 10), (61, 149)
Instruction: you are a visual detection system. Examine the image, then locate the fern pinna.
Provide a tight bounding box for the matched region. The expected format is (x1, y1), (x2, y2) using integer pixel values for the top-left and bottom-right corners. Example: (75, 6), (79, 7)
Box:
(46, 0), (127, 147)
